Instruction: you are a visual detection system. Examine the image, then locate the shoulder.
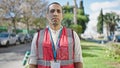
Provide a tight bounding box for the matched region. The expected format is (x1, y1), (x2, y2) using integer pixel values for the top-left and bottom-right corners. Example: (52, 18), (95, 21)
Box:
(73, 31), (78, 36)
(64, 27), (78, 36)
(65, 28), (78, 35)
(65, 28), (79, 38)
(71, 30), (80, 40)
(33, 33), (38, 39)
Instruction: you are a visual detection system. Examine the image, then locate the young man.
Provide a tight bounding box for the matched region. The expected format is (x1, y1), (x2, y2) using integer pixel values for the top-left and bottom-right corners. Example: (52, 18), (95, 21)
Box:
(29, 2), (83, 68)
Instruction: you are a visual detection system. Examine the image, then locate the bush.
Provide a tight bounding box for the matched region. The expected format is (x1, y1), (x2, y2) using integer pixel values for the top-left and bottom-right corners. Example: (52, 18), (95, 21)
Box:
(69, 24), (82, 35)
(106, 43), (120, 62)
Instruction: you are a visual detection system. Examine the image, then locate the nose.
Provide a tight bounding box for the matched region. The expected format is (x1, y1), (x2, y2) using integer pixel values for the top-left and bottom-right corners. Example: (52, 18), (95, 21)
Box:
(53, 10), (58, 16)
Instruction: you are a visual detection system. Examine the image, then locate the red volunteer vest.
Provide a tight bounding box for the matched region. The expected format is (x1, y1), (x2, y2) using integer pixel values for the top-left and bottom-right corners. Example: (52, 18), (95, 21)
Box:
(36, 27), (74, 68)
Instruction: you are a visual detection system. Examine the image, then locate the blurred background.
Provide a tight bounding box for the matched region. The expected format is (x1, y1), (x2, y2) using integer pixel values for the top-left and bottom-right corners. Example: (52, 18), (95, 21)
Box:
(0, 0), (120, 68)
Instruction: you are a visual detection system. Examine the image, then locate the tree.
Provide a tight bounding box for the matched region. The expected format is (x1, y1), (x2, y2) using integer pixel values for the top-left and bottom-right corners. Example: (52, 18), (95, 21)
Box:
(0, 0), (48, 33)
(77, 0), (89, 33)
(62, 4), (73, 27)
(103, 12), (120, 36)
(20, 0), (48, 33)
(97, 9), (104, 34)
(73, 0), (77, 24)
(62, 1), (89, 33)
(32, 17), (46, 29)
(70, 24), (82, 35)
(77, 9), (89, 33)
(0, 0), (23, 33)
(63, 4), (73, 13)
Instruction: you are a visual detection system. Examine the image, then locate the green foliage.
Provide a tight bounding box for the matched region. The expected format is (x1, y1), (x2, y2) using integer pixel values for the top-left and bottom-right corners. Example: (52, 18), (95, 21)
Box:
(106, 43), (120, 62)
(62, 6), (73, 28)
(103, 12), (119, 35)
(63, 13), (73, 20)
(78, 9), (84, 15)
(97, 9), (104, 34)
(62, 3), (89, 33)
(69, 24), (82, 34)
(20, 17), (26, 23)
(77, 15), (87, 21)
(63, 5), (73, 13)
(97, 21), (103, 34)
(32, 17), (46, 29)
(77, 15), (89, 33)
(77, 9), (89, 33)
(77, 8), (89, 21)
(62, 13), (73, 27)
(97, 11), (120, 36)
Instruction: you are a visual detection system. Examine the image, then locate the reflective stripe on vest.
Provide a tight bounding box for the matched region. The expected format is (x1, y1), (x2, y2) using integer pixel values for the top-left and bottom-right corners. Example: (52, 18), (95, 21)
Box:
(37, 59), (73, 66)
(36, 27), (74, 66)
(67, 28), (74, 60)
(37, 29), (45, 59)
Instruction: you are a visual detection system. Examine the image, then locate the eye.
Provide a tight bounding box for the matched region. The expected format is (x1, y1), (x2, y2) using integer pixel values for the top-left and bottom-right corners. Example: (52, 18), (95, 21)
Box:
(57, 9), (61, 13)
(50, 9), (55, 13)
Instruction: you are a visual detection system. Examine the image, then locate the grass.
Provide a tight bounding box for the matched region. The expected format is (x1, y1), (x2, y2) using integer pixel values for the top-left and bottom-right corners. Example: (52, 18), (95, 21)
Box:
(25, 40), (119, 68)
(81, 40), (118, 68)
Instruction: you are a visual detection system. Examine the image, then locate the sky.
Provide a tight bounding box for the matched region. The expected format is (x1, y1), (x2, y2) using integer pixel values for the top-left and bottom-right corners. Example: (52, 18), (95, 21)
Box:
(48, 0), (120, 35)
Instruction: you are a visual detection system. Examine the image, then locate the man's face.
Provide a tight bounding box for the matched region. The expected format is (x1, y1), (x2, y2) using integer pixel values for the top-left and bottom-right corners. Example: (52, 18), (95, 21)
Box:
(47, 4), (63, 26)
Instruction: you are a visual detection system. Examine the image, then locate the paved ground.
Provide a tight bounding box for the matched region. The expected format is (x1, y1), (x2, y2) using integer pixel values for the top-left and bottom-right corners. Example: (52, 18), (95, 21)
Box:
(0, 60), (24, 68)
(0, 43), (31, 68)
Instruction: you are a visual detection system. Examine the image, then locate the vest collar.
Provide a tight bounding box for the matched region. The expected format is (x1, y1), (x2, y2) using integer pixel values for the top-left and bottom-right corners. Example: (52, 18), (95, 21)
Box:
(47, 25), (63, 34)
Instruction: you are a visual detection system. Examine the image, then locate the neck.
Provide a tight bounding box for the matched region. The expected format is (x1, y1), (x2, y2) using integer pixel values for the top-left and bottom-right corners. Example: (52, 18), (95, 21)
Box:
(50, 24), (61, 31)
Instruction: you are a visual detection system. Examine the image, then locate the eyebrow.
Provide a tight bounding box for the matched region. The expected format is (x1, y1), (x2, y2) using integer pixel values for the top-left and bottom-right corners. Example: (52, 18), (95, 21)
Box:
(49, 9), (62, 13)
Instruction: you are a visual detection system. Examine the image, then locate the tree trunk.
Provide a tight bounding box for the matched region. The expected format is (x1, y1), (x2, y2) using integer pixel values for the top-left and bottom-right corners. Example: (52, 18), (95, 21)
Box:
(27, 21), (29, 33)
(73, 0), (77, 24)
(12, 18), (16, 33)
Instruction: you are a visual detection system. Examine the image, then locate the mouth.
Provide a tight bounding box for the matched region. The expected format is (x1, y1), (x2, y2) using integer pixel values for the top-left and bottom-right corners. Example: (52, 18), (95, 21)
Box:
(51, 18), (59, 22)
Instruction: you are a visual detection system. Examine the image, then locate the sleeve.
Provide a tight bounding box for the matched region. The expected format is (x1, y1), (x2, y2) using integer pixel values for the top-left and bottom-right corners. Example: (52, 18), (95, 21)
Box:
(73, 31), (83, 63)
(29, 33), (38, 64)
